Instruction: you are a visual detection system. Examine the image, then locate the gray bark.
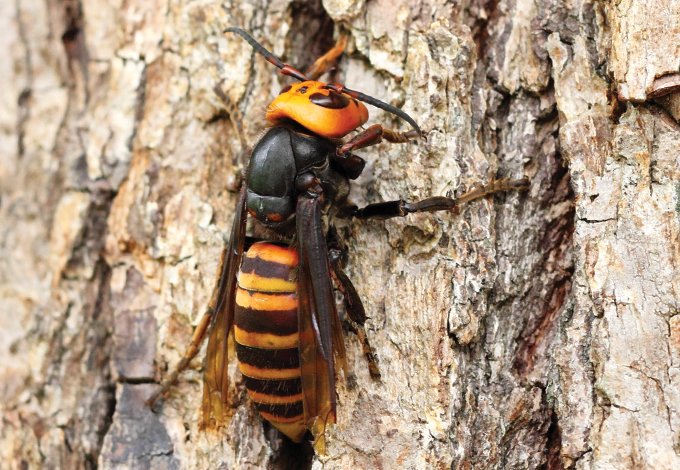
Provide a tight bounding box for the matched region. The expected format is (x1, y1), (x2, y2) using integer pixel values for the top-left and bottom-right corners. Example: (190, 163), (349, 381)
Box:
(1, 0), (678, 468)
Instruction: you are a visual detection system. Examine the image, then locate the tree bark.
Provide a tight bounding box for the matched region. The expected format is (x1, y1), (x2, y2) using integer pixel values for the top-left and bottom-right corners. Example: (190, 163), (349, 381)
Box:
(1, 0), (678, 469)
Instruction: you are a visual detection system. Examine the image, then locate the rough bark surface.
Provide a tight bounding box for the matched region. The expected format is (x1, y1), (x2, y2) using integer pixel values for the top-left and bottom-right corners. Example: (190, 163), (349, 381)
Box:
(1, 0), (678, 469)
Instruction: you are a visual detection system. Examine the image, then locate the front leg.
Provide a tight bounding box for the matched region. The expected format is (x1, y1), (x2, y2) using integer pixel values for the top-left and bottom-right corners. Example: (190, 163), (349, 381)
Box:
(340, 124), (420, 155)
(331, 124), (420, 180)
(352, 178), (529, 220)
(305, 34), (348, 81)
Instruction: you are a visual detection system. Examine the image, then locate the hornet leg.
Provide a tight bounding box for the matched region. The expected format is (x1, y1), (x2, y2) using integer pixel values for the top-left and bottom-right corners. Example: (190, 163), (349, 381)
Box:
(146, 244), (230, 407)
(306, 34), (349, 81)
(213, 82), (250, 191)
(146, 309), (214, 408)
(340, 124), (419, 155)
(352, 178), (529, 220)
(332, 124), (420, 180)
(327, 228), (381, 379)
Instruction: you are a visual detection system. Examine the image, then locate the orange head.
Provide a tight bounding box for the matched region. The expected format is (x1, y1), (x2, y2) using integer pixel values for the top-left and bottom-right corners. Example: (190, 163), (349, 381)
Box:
(266, 81), (369, 138)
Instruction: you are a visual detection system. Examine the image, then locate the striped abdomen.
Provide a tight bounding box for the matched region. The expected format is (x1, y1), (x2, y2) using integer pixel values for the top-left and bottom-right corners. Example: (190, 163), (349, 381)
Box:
(234, 242), (305, 442)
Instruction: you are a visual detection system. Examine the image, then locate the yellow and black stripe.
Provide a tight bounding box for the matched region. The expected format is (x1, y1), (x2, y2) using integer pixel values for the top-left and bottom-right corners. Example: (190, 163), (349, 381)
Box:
(234, 242), (306, 442)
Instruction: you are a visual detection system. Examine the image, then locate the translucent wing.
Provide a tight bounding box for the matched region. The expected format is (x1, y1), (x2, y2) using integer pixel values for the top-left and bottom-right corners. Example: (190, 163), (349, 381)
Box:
(201, 186), (248, 429)
(296, 193), (343, 452)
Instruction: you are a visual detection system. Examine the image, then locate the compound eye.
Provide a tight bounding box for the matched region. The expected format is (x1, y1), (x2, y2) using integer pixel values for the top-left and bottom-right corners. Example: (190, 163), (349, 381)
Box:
(309, 90), (349, 109)
(279, 84), (292, 94)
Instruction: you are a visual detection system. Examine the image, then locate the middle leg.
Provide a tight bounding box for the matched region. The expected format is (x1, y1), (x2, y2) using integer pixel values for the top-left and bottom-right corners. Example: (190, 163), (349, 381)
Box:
(351, 177), (529, 220)
(213, 82), (251, 192)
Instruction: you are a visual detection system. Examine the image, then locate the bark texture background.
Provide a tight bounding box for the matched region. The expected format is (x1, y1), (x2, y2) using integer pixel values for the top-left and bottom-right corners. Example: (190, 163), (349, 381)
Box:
(1, 0), (679, 468)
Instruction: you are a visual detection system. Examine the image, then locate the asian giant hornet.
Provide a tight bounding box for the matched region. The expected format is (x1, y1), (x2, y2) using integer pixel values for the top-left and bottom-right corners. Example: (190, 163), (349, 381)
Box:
(148, 28), (528, 452)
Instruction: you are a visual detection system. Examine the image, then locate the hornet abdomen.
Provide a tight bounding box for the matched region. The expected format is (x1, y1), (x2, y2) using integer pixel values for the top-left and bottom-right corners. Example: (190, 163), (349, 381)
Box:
(233, 241), (305, 442)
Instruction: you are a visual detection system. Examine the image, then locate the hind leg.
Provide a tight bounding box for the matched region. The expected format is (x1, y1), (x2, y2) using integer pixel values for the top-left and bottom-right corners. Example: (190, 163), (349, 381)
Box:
(327, 228), (381, 379)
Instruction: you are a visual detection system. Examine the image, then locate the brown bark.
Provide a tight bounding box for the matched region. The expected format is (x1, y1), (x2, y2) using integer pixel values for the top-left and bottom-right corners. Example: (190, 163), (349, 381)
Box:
(1, 0), (678, 468)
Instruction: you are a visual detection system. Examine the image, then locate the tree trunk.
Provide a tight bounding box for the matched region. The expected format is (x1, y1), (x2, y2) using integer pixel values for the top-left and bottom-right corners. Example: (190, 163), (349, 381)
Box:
(1, 0), (678, 468)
